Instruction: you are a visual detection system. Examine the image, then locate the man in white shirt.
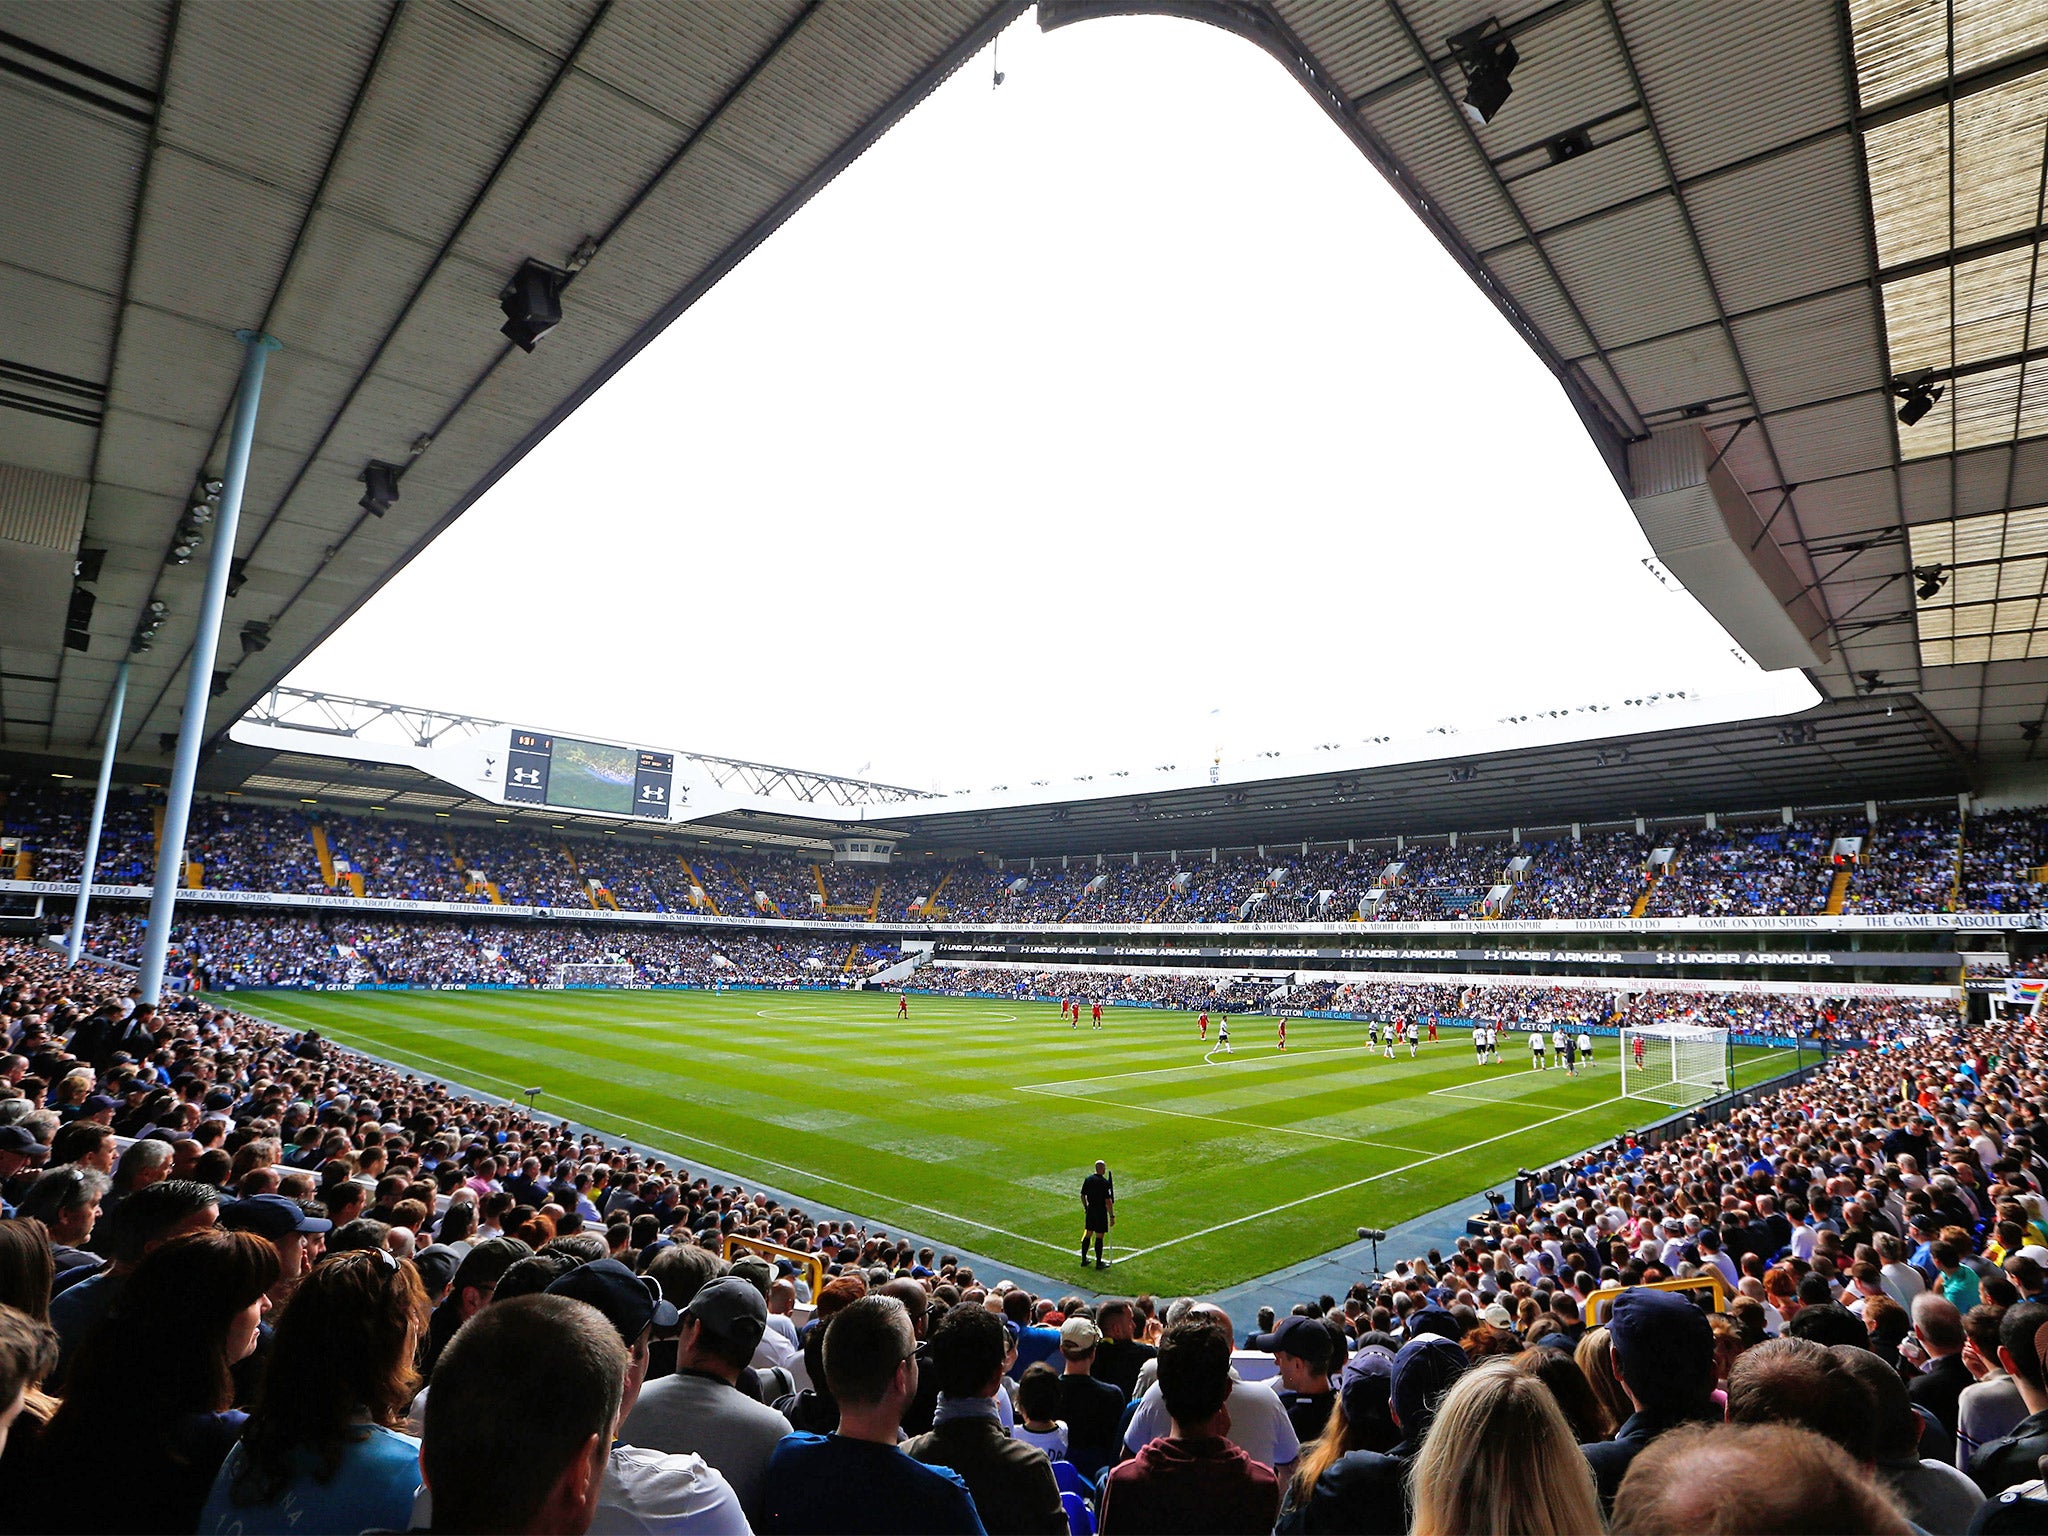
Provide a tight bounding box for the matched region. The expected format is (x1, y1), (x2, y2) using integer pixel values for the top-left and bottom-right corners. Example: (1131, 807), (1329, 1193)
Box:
(1878, 1232), (1929, 1311)
(1123, 1305), (1299, 1477)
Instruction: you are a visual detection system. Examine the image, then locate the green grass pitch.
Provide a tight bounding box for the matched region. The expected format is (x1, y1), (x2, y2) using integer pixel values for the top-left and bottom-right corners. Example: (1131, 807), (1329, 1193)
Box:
(224, 988), (1798, 1296)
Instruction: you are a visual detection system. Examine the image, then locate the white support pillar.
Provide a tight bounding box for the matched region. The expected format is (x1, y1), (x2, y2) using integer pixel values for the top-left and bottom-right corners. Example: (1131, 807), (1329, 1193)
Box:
(139, 330), (279, 1004)
(65, 658), (128, 965)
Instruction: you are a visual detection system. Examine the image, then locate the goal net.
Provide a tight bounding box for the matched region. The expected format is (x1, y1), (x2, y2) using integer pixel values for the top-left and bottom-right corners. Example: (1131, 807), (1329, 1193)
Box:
(549, 962), (639, 988)
(1621, 1022), (1730, 1106)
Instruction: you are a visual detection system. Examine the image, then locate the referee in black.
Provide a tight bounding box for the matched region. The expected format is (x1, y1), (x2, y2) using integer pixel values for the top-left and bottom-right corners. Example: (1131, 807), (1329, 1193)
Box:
(1080, 1159), (1114, 1269)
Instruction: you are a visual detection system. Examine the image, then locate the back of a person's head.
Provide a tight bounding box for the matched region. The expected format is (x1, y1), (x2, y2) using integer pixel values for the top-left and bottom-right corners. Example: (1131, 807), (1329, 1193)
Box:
(1829, 1345), (1921, 1464)
(1017, 1361), (1062, 1423)
(498, 1251), (582, 1301)
(1724, 1335), (1878, 1464)
(1911, 1292), (1965, 1351)
(644, 1242), (721, 1309)
(2000, 1300), (2048, 1390)
(1157, 1316), (1232, 1431)
(1410, 1358), (1605, 1536)
(1002, 1289), (1031, 1324)
(233, 1249), (429, 1507)
(99, 1178), (218, 1264)
(1785, 1301), (1870, 1350)
(0, 1301), (56, 1442)
(423, 1295), (625, 1535)
(823, 1294), (912, 1409)
(926, 1302), (1006, 1399)
(0, 1219), (55, 1321)
(1611, 1422), (1909, 1535)
(56, 1228), (278, 1429)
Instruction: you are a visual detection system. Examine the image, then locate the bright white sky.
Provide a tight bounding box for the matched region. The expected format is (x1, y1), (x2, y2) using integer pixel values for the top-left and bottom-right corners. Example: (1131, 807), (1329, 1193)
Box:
(290, 14), (1816, 793)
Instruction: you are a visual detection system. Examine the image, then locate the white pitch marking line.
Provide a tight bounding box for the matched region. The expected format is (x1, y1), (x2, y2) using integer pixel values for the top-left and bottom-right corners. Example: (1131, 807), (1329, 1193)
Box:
(283, 1016), (1083, 1260)
(1016, 1040), (1431, 1093)
(1114, 1091), (1636, 1261)
(1016, 1083), (1433, 1157)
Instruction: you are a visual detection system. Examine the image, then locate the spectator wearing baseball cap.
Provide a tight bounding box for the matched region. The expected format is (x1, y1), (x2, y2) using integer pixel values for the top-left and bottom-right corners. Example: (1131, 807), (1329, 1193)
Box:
(1252, 1316), (1340, 1446)
(420, 1234), (530, 1379)
(440, 1256), (749, 1535)
(906, 1303), (1065, 1535)
(0, 1124), (47, 1213)
(1099, 1317), (1281, 1536)
(1580, 1286), (1720, 1509)
(622, 1273), (792, 1521)
(1053, 1314), (1127, 1480)
(220, 1192), (331, 1304)
(1277, 1334), (1468, 1536)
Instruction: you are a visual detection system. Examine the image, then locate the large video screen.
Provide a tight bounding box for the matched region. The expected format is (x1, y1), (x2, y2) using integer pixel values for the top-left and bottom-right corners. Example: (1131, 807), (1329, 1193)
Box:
(547, 737), (638, 815)
(505, 731), (675, 820)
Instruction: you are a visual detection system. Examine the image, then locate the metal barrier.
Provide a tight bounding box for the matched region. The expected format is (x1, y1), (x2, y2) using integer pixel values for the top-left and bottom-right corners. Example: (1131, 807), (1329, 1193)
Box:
(1585, 1271), (1730, 1328)
(722, 1234), (824, 1302)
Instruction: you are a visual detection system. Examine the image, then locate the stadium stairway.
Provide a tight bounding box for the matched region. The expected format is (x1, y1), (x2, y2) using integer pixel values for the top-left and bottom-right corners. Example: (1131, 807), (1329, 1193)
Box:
(918, 869), (952, 919)
(1824, 866), (1852, 914)
(310, 824), (337, 888)
(677, 856), (721, 915)
(1629, 871), (1657, 918)
(186, 860), (204, 889)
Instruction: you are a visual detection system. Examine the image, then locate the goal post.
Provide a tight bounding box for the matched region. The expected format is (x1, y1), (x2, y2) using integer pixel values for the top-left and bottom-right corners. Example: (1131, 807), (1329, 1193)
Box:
(1620, 1022), (1730, 1106)
(549, 962), (640, 988)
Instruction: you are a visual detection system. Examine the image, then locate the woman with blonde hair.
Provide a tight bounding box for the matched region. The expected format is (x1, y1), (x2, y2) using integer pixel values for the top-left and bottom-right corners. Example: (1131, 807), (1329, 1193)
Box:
(1575, 1326), (1631, 1433)
(1407, 1357), (1607, 1536)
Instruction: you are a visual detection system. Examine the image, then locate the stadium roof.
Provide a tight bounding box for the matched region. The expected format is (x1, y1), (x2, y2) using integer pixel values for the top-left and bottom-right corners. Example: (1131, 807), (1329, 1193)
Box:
(6, 0), (2048, 798)
(1030, 0), (2048, 762)
(0, 0), (1018, 765)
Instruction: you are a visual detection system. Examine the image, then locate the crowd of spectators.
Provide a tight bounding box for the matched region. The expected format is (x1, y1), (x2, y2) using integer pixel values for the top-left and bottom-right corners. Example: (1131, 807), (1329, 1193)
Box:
(15, 780), (2048, 931)
(76, 911), (872, 992)
(911, 967), (1949, 1043)
(1, 927), (2047, 1532)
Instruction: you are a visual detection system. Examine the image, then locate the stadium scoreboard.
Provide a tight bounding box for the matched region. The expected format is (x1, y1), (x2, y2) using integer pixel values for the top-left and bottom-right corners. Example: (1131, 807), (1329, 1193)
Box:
(505, 730), (675, 820)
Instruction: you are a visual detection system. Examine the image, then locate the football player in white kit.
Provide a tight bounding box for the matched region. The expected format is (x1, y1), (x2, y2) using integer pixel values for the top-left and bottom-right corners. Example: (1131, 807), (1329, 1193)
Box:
(1578, 1029), (1594, 1065)
(1531, 1029), (1547, 1069)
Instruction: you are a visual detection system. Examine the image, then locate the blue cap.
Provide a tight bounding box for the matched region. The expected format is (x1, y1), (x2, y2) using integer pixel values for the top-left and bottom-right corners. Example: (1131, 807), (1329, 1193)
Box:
(1607, 1287), (1715, 1410)
(1391, 1336), (1468, 1433)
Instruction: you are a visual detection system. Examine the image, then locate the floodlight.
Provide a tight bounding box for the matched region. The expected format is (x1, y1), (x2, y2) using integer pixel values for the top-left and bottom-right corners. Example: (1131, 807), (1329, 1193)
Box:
(226, 558), (249, 598)
(202, 479), (223, 497)
(1859, 670), (1884, 694)
(158, 732), (178, 753)
(1892, 372), (1943, 426)
(359, 460), (402, 517)
(499, 258), (567, 351)
(239, 621), (271, 655)
(64, 588), (93, 652)
(1913, 564), (1949, 599)
(74, 548), (105, 584)
(1448, 19), (1519, 126)
(2025, 722), (2043, 743)
(211, 669), (230, 697)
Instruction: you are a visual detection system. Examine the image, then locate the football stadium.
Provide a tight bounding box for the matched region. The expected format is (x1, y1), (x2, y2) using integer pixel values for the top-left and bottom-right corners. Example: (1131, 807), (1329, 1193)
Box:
(5, 3), (2048, 1533)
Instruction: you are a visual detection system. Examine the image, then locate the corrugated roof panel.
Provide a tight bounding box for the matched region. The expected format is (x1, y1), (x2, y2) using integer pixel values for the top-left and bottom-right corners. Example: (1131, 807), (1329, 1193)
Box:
(1881, 242), (2047, 372)
(1573, 354), (1643, 435)
(0, 0), (166, 95)
(1508, 122), (1667, 234)
(0, 86), (146, 297)
(458, 0), (604, 58)
(158, 2), (386, 201)
(1270, 0), (1414, 102)
(1868, 70), (2048, 270)
(1542, 193), (1718, 349)
(1766, 391), (1899, 483)
(0, 267), (118, 385)
(1360, 77), (1526, 252)
(1617, 0), (1852, 182)
(1603, 324), (1745, 417)
(1957, 442), (2017, 515)
(1849, 0), (2048, 111)
(1785, 468), (1895, 541)
(1485, 240), (1597, 360)
(123, 147), (310, 332)
(2012, 437), (2048, 506)
(453, 73), (686, 297)
(259, 210), (441, 380)
(319, 3), (562, 246)
(580, 2), (806, 128)
(1733, 288), (1884, 415)
(1685, 132), (1872, 314)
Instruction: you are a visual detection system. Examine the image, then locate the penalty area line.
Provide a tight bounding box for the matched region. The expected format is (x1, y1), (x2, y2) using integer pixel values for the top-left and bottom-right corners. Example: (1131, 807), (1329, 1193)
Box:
(1115, 1091), (1635, 1262)
(1014, 1083), (1432, 1157)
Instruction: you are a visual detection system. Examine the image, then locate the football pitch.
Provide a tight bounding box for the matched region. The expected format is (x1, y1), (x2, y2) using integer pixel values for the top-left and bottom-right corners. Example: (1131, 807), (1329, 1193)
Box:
(224, 988), (1798, 1296)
